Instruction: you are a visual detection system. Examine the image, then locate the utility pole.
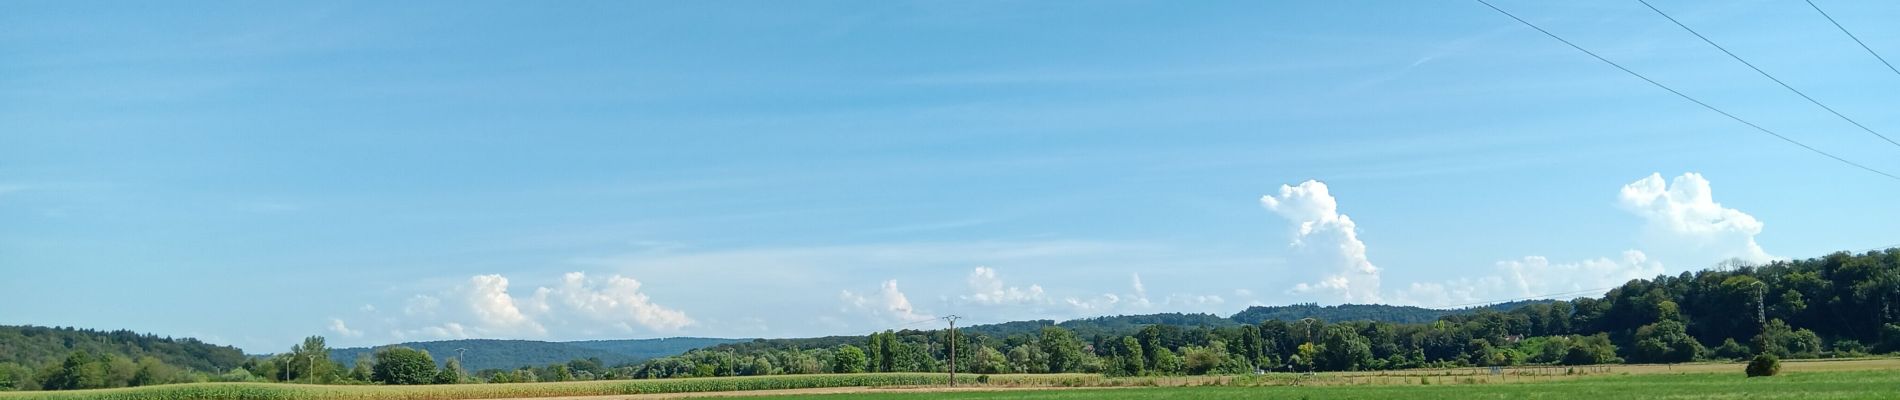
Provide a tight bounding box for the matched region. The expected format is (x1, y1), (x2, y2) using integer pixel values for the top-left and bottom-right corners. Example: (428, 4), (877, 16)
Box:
(1754, 281), (1767, 334)
(944, 315), (960, 387)
(306, 354), (316, 384)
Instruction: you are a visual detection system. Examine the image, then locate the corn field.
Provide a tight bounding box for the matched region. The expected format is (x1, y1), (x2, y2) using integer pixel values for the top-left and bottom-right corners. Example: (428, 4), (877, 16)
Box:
(0, 373), (1099, 400)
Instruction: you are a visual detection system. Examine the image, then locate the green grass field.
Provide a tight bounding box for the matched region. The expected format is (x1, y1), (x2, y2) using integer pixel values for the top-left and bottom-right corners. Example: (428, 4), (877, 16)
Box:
(5, 360), (1898, 400)
(751, 370), (1900, 399)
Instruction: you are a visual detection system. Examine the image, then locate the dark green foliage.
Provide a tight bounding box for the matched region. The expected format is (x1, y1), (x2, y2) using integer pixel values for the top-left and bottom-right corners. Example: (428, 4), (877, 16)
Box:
(1830, 339), (1867, 356)
(1632, 320), (1702, 363)
(1746, 353), (1780, 377)
(369, 347), (436, 385)
(1561, 334), (1620, 366)
(1039, 328), (1086, 374)
(1713, 339), (1750, 360)
(0, 326), (246, 374)
(830, 346), (866, 374)
(0, 362), (36, 391)
(1753, 319), (1823, 358)
(36, 352), (106, 391)
(1316, 326), (1373, 371)
(432, 359), (465, 384)
(26, 351), (181, 391)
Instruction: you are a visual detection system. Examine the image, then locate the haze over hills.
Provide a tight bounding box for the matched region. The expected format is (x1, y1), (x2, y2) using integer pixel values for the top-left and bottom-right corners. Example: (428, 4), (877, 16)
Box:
(328, 338), (748, 372)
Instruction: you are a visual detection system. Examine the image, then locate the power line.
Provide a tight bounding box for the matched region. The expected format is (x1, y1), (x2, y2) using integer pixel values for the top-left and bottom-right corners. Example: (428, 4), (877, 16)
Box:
(1637, 0), (1900, 149)
(1804, 0), (1900, 77)
(1472, 0), (1900, 182)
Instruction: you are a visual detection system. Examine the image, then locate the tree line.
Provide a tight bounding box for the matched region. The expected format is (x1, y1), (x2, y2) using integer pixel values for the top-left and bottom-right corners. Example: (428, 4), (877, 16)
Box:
(4, 248), (1896, 391)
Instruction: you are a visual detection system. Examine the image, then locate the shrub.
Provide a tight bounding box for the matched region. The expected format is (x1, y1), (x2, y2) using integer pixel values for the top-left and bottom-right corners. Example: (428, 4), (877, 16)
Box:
(975, 374), (989, 384)
(1745, 353), (1780, 377)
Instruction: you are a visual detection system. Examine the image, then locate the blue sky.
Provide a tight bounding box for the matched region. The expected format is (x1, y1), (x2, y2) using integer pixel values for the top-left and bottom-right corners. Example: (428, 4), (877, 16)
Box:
(5, 0), (1900, 353)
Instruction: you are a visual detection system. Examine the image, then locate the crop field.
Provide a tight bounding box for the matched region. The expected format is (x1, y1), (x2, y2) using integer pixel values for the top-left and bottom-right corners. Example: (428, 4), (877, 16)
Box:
(0, 374), (1096, 400)
(6, 359), (1899, 400)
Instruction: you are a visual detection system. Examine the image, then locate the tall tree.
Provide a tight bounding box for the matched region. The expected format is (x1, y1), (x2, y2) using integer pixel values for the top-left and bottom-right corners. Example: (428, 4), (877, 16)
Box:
(370, 347), (436, 385)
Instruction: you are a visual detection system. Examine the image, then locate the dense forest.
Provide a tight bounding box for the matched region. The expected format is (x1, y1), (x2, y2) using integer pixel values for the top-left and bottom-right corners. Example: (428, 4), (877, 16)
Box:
(620, 248), (1900, 378)
(0, 326), (251, 391)
(5, 248), (1897, 391)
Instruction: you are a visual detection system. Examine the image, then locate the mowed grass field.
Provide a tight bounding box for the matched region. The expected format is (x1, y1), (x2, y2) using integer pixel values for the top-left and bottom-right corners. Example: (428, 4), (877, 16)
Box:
(756, 370), (1900, 399)
(4, 359), (1897, 400)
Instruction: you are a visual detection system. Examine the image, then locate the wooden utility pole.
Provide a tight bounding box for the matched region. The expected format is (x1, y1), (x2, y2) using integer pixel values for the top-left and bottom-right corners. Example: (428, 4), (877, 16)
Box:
(945, 315), (961, 387)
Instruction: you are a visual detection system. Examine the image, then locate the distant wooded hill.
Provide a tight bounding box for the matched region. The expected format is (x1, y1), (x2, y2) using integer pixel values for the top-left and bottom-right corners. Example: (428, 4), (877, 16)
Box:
(328, 338), (746, 372)
(1228, 300), (1552, 325)
(0, 299), (1548, 374)
(0, 325), (247, 372)
(719, 302), (1553, 352)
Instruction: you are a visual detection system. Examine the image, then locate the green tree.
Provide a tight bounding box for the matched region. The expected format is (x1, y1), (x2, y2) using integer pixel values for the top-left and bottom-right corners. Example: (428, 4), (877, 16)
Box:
(370, 347), (436, 385)
(1039, 327), (1086, 373)
(1713, 338), (1751, 360)
(349, 358), (373, 382)
(1151, 347), (1183, 375)
(1561, 334), (1620, 365)
(1181, 343), (1231, 375)
(0, 362), (36, 391)
(1633, 320), (1703, 363)
(1293, 342), (1320, 372)
(831, 345), (867, 373)
(434, 358), (466, 384)
(289, 336), (332, 383)
(1005, 343), (1047, 373)
(865, 331), (897, 373)
(973, 346), (1007, 375)
(1318, 326), (1374, 371)
(1119, 336), (1145, 376)
(130, 357), (177, 387)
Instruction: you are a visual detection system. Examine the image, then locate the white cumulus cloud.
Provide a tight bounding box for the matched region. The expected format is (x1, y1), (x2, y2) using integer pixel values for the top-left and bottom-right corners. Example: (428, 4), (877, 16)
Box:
(1397, 250), (1664, 307)
(541, 272), (695, 332)
(1261, 180), (1383, 303)
(357, 271), (692, 343)
(1619, 172), (1775, 265)
(327, 318), (363, 338)
(841, 280), (932, 324)
(467, 274), (546, 336)
(963, 266), (1047, 305)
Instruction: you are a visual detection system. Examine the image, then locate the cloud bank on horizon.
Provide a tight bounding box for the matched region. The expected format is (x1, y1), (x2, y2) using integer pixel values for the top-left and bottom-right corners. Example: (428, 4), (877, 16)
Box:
(1261, 172), (1776, 307)
(332, 172), (1775, 344)
(334, 272), (693, 342)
